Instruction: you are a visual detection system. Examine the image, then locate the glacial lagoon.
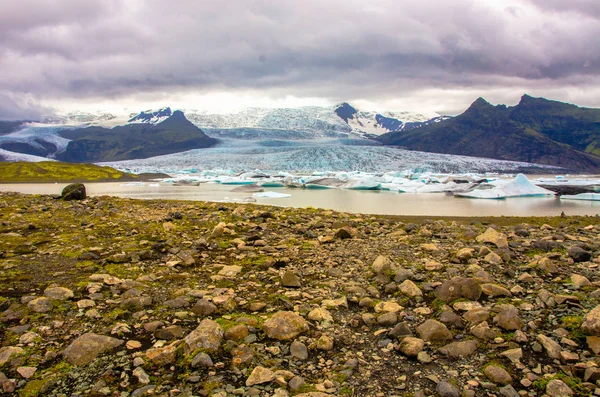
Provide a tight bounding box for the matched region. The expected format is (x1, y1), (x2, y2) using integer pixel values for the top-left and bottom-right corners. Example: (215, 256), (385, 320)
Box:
(2, 181), (600, 217)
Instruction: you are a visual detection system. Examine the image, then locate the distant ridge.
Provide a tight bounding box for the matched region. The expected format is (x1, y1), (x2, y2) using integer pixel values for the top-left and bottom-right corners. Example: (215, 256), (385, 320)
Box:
(377, 95), (600, 172)
(54, 109), (217, 162)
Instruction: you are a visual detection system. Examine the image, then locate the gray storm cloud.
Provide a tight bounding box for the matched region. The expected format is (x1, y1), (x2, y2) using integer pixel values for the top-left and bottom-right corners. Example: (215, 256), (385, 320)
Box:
(1, 0), (600, 116)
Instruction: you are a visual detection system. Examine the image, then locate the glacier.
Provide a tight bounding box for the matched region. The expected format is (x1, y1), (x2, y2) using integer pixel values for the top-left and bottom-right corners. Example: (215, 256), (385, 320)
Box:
(102, 139), (558, 175)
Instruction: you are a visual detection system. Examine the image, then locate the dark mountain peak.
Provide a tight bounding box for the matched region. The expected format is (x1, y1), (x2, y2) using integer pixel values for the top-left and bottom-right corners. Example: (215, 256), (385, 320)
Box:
(470, 97), (492, 109)
(375, 114), (403, 131)
(155, 110), (196, 129)
(128, 107), (172, 124)
(334, 102), (358, 122)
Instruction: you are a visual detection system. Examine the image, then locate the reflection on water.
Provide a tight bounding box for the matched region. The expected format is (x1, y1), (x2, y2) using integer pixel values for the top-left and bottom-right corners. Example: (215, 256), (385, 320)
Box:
(1, 182), (599, 217)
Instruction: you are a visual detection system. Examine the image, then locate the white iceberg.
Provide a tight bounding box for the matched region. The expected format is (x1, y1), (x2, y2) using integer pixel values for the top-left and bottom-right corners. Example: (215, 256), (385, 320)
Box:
(455, 174), (554, 199)
(560, 193), (600, 201)
(342, 179), (381, 190)
(252, 191), (291, 199)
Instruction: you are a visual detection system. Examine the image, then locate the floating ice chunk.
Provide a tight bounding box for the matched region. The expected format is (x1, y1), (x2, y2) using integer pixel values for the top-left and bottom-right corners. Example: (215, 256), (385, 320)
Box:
(497, 174), (555, 197)
(381, 181), (425, 193)
(455, 187), (507, 199)
(417, 182), (473, 193)
(218, 177), (257, 185)
(252, 191), (291, 198)
(560, 193), (600, 201)
(456, 174), (554, 199)
(342, 179), (381, 190)
(304, 177), (346, 189)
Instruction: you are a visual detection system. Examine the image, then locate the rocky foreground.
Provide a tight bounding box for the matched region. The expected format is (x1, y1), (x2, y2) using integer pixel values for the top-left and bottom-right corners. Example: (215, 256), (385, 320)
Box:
(1, 192), (600, 397)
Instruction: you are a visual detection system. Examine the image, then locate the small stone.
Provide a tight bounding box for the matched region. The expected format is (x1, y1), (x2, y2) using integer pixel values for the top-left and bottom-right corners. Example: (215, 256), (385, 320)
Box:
(582, 305), (600, 336)
(568, 246), (591, 263)
(439, 340), (478, 358)
(288, 376), (305, 391)
(536, 334), (562, 359)
(546, 379), (574, 396)
(377, 312), (398, 326)
(218, 265), (242, 277)
(183, 319), (224, 354)
(398, 337), (424, 357)
(224, 324), (249, 341)
(145, 342), (178, 366)
(493, 307), (523, 331)
(282, 271), (302, 288)
(44, 287), (74, 301)
(63, 333), (123, 366)
(133, 367), (150, 384)
(191, 352), (213, 368)
(290, 341), (308, 360)
(416, 319), (452, 342)
(191, 299), (217, 317)
(308, 307), (333, 323)
(398, 280), (422, 297)
(484, 365), (512, 385)
(315, 335), (334, 350)
(476, 228), (508, 248)
(263, 311), (309, 341)
(246, 366), (275, 387)
(27, 297), (53, 313)
(16, 366), (36, 379)
(571, 274), (591, 288)
(437, 277), (482, 302)
(436, 379), (460, 397)
(126, 340), (142, 350)
(372, 256), (394, 274)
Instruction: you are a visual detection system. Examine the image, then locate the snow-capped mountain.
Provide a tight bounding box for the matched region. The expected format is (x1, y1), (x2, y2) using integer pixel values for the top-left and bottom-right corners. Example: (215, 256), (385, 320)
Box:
(183, 103), (445, 139)
(44, 112), (119, 125)
(333, 102), (447, 136)
(37, 103), (446, 140)
(127, 107), (173, 125)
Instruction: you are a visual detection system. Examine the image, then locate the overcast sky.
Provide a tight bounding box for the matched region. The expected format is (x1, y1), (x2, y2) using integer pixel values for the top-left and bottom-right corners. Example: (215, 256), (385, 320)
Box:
(1, 0), (600, 119)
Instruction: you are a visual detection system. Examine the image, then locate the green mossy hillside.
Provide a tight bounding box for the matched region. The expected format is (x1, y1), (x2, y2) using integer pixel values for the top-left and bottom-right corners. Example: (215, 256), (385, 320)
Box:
(0, 161), (137, 183)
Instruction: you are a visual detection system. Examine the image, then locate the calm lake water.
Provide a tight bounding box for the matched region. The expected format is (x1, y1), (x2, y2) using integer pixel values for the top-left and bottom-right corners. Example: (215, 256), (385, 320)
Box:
(1, 182), (600, 217)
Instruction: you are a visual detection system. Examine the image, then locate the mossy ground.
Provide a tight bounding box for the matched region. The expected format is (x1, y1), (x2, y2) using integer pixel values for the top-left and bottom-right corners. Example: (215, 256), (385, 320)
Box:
(0, 161), (137, 183)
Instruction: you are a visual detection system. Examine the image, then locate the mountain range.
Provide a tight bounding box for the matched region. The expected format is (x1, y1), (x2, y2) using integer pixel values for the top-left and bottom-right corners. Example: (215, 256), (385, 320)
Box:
(377, 95), (600, 172)
(1, 96), (600, 171)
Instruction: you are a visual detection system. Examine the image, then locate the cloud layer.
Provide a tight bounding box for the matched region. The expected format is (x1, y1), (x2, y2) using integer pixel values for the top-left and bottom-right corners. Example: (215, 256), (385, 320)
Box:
(1, 0), (600, 117)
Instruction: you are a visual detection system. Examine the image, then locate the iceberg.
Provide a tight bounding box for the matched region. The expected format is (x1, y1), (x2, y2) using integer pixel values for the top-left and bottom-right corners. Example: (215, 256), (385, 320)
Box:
(560, 193), (600, 201)
(342, 179), (381, 190)
(304, 177), (346, 189)
(252, 191), (291, 199)
(455, 174), (555, 199)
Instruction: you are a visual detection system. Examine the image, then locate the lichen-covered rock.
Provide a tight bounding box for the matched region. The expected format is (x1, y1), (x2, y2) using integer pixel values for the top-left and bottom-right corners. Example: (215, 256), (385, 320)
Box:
(61, 183), (86, 201)
(263, 311), (309, 341)
(437, 277), (482, 302)
(476, 227), (508, 248)
(416, 319), (452, 342)
(44, 287), (74, 301)
(63, 333), (123, 366)
(246, 366), (275, 386)
(183, 319), (223, 354)
(0, 347), (24, 366)
(582, 304), (600, 336)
